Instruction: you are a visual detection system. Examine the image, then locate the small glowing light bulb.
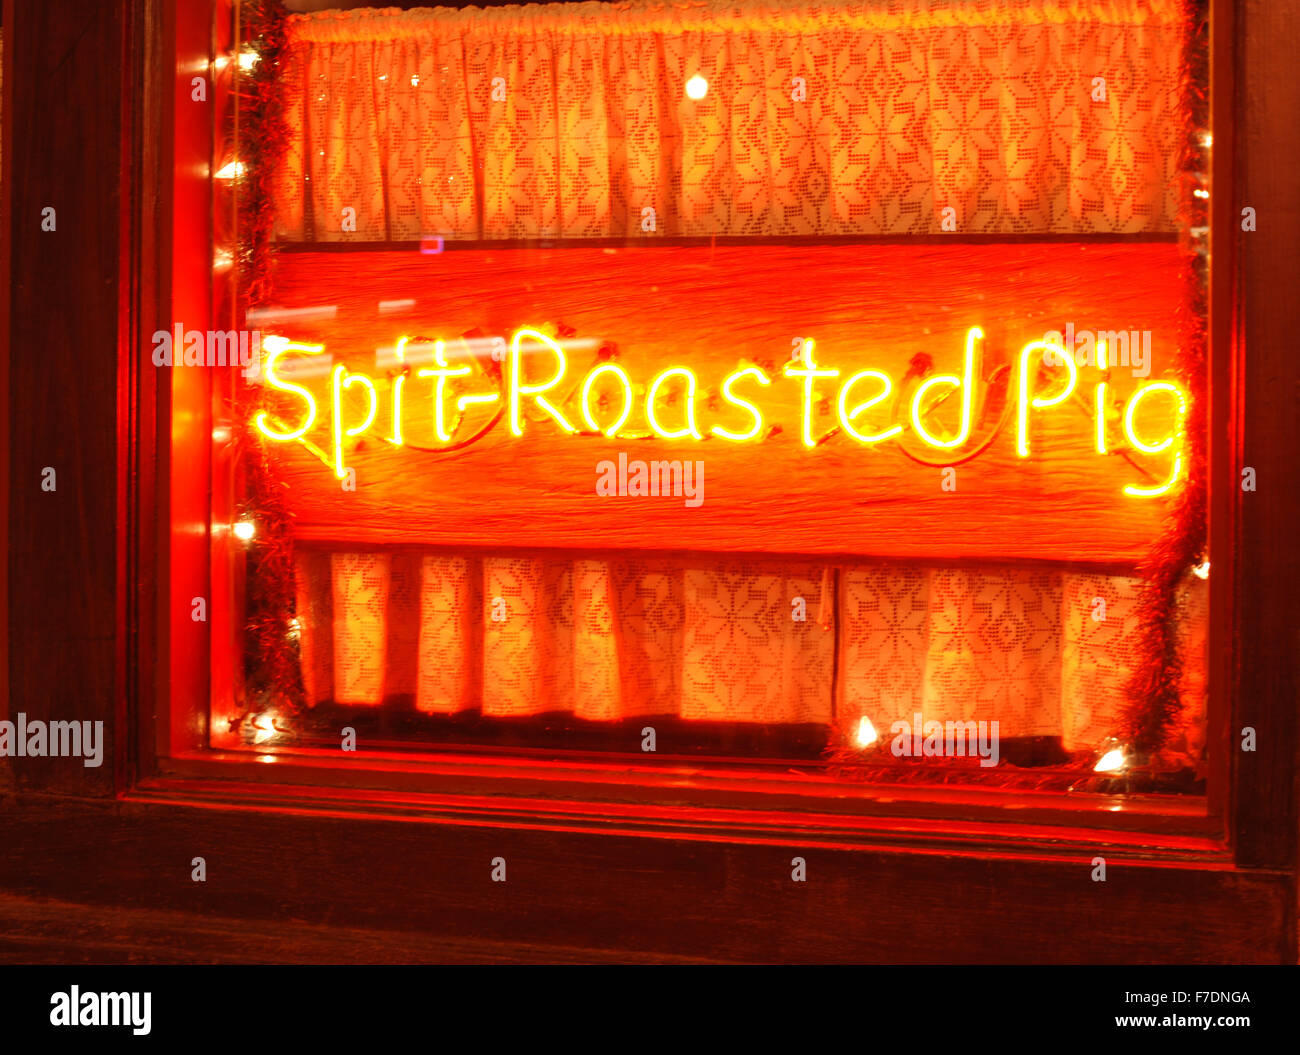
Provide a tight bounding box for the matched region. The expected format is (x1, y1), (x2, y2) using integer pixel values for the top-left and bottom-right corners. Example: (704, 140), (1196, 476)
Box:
(685, 75), (708, 100)
(1193, 188), (1209, 199)
(410, 74), (420, 87)
(214, 160), (245, 180)
(1192, 560), (1210, 580)
(1094, 747), (1127, 773)
(1199, 132), (1213, 148)
(238, 48), (259, 71)
(855, 716), (878, 747)
(232, 519), (256, 542)
(252, 712), (277, 745)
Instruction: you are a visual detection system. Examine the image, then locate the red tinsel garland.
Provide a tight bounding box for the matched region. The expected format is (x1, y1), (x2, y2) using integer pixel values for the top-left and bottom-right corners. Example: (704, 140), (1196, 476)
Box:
(236, 0), (291, 315)
(234, 0), (301, 720)
(1119, 0), (1209, 755)
(238, 442), (305, 716)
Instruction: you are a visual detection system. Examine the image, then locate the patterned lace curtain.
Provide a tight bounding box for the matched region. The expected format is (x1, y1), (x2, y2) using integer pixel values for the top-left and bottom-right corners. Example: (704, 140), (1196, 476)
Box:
(269, 0), (1205, 758)
(294, 551), (1206, 755)
(273, 0), (1185, 241)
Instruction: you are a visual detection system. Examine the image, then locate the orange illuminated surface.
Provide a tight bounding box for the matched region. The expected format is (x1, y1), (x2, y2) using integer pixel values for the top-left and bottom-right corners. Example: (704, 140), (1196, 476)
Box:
(252, 242), (1189, 562)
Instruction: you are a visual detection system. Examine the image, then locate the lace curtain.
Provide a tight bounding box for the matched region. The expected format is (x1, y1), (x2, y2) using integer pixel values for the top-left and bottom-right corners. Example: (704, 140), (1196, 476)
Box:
(273, 0), (1186, 241)
(295, 551), (1207, 756)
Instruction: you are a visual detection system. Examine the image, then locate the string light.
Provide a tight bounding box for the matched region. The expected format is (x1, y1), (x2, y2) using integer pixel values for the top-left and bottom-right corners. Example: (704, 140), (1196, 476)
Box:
(415, 341), (471, 442)
(912, 326), (983, 450)
(580, 363), (635, 438)
(1016, 335), (1077, 457)
(388, 337), (409, 445)
(251, 324), (1184, 498)
(332, 365), (378, 479)
(855, 716), (879, 747)
(1122, 381), (1187, 497)
(232, 519), (257, 542)
(1095, 335), (1110, 457)
(251, 712), (278, 745)
(1093, 746), (1127, 773)
(214, 160), (245, 180)
(838, 369), (903, 445)
(509, 328), (576, 436)
(685, 75), (709, 100)
(254, 340), (324, 441)
(783, 339), (838, 448)
(645, 367), (703, 440)
(709, 366), (770, 442)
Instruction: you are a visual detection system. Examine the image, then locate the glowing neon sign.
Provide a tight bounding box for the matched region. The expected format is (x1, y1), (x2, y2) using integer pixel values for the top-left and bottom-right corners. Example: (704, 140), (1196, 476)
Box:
(253, 325), (1188, 496)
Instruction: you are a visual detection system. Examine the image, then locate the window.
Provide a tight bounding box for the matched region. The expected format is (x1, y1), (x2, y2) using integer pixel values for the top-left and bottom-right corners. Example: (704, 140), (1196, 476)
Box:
(179, 0), (1212, 807)
(10, 0), (1298, 968)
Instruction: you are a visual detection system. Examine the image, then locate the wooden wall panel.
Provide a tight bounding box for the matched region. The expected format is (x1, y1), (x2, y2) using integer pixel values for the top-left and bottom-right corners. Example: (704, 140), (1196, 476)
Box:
(1232, 0), (1300, 872)
(0, 798), (1286, 964)
(4, 0), (124, 795)
(262, 242), (1187, 562)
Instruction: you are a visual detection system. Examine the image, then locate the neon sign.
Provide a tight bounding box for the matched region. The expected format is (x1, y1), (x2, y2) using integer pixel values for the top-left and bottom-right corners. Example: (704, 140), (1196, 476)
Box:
(253, 326), (1188, 497)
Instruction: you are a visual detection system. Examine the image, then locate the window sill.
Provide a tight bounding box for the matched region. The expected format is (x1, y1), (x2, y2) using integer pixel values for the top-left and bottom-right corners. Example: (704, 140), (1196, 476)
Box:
(145, 747), (1220, 862)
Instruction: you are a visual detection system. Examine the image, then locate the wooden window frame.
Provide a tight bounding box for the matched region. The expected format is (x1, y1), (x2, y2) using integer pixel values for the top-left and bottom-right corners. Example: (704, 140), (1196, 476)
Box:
(2, 0), (1296, 963)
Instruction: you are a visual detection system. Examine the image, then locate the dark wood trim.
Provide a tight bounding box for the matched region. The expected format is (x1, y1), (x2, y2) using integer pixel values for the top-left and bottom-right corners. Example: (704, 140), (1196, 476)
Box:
(151, 752), (1214, 840)
(1205, 0), (1238, 833)
(4, 0), (125, 797)
(1229, 0), (1300, 874)
(273, 232), (1183, 254)
(0, 797), (1286, 963)
(290, 538), (1150, 579)
(122, 0), (169, 799)
(134, 777), (1220, 858)
(0, 2), (13, 791)
(0, 889), (717, 963)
